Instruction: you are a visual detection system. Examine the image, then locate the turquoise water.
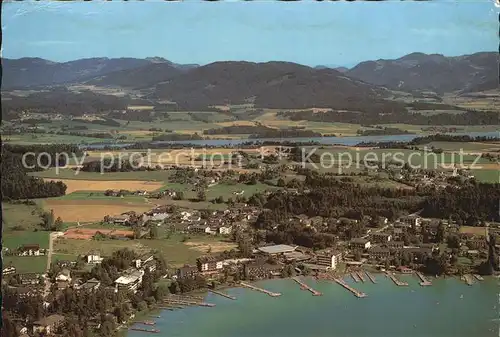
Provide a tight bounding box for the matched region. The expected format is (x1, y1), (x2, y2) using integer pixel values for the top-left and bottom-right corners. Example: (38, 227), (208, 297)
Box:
(128, 275), (498, 337)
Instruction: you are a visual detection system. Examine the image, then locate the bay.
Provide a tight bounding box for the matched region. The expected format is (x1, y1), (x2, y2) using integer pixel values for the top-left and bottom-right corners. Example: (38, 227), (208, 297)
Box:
(127, 275), (499, 337)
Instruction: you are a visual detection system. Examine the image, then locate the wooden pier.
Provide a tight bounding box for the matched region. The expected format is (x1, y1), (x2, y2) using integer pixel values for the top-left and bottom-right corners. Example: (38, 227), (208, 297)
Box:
(365, 271), (377, 284)
(334, 278), (366, 298)
(416, 272), (432, 286)
(129, 328), (160, 333)
(351, 272), (360, 283)
(137, 321), (155, 326)
(356, 271), (366, 283)
(387, 272), (408, 286)
(240, 282), (281, 297)
(209, 289), (236, 300)
(473, 274), (484, 281)
(463, 274), (475, 286)
(164, 297), (216, 307)
(292, 277), (322, 296)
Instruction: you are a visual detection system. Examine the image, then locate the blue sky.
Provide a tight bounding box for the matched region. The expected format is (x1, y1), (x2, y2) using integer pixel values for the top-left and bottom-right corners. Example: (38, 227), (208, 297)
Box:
(2, 0), (497, 67)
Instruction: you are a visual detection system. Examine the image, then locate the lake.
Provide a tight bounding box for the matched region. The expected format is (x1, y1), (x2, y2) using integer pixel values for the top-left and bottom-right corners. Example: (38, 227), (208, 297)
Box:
(84, 131), (499, 149)
(127, 275), (499, 337)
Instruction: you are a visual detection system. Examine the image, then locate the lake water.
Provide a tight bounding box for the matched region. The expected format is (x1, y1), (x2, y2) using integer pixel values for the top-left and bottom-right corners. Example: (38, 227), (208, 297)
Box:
(127, 275), (499, 337)
(83, 131), (499, 149)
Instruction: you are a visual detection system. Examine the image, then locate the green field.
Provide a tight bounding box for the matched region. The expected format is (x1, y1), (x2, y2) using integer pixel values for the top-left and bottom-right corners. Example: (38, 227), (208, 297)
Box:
(30, 168), (174, 181)
(3, 231), (50, 250)
(51, 190), (149, 202)
(471, 169), (499, 183)
(3, 256), (48, 274)
(2, 203), (44, 232)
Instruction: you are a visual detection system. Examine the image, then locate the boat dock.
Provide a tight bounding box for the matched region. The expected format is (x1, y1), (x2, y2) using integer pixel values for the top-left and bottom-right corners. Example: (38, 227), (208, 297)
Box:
(137, 321), (155, 326)
(356, 271), (366, 283)
(292, 277), (322, 296)
(463, 274), (475, 286)
(240, 282), (281, 297)
(129, 328), (160, 334)
(387, 272), (408, 286)
(164, 298), (216, 307)
(351, 272), (360, 283)
(473, 274), (484, 281)
(416, 272), (432, 286)
(334, 278), (366, 298)
(208, 289), (236, 300)
(365, 271), (377, 284)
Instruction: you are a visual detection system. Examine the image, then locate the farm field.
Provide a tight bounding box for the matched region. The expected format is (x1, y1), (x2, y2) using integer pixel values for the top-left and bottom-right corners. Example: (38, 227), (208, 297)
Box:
(43, 178), (164, 193)
(3, 231), (50, 250)
(470, 169), (499, 183)
(3, 256), (48, 274)
(41, 199), (153, 222)
(459, 226), (488, 235)
(2, 203), (44, 232)
(31, 168), (175, 181)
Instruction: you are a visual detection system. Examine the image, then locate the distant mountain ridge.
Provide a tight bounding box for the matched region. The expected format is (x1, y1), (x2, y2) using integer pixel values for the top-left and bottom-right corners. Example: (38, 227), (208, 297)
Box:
(346, 51), (498, 93)
(1, 57), (199, 89)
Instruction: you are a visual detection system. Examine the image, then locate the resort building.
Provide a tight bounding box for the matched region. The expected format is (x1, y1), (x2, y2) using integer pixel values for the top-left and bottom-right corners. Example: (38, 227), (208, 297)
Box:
(369, 247), (391, 259)
(399, 215), (422, 229)
(197, 256), (224, 273)
(244, 262), (283, 280)
(316, 251), (343, 270)
(114, 270), (144, 293)
(176, 265), (198, 279)
(371, 232), (392, 243)
(385, 241), (405, 250)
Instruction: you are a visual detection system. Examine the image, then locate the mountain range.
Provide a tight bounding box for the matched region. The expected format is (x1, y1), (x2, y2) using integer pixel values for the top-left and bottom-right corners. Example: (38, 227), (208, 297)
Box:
(2, 52), (497, 100)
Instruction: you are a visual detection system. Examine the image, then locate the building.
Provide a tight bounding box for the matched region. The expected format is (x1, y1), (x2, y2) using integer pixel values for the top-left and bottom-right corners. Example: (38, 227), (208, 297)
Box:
(19, 273), (41, 286)
(397, 266), (413, 274)
(350, 238), (371, 250)
(244, 262), (283, 280)
(467, 238), (487, 250)
(371, 232), (392, 243)
(78, 278), (101, 292)
(33, 314), (65, 335)
(189, 224), (211, 234)
(400, 215), (422, 229)
(257, 244), (297, 256)
(134, 254), (154, 269)
(3, 265), (16, 275)
(15, 286), (43, 299)
(386, 241), (404, 250)
(369, 247), (391, 259)
(114, 270), (144, 293)
(316, 251), (342, 270)
(86, 252), (103, 265)
(110, 214), (130, 225)
(56, 260), (76, 268)
(218, 226), (233, 235)
(197, 256), (224, 273)
(176, 265), (198, 279)
(56, 269), (71, 282)
(18, 244), (43, 256)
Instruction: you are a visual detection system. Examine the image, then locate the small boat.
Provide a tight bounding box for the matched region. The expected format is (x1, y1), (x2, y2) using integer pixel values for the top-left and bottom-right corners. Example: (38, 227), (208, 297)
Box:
(460, 294), (463, 299)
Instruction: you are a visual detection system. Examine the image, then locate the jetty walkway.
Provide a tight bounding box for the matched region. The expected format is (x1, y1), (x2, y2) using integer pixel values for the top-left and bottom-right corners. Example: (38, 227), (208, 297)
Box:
(463, 274), (475, 286)
(473, 274), (484, 281)
(351, 272), (360, 283)
(356, 271), (366, 283)
(163, 298), (216, 307)
(416, 272), (432, 286)
(240, 282), (281, 297)
(209, 289), (236, 300)
(292, 277), (322, 296)
(387, 272), (408, 286)
(334, 278), (367, 298)
(365, 271), (377, 284)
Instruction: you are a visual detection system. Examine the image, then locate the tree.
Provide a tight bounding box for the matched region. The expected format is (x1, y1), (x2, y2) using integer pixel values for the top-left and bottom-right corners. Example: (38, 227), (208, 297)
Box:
(277, 178), (286, 187)
(42, 210), (55, 231)
(154, 284), (169, 301)
(436, 223), (445, 243)
(149, 226), (159, 239)
(54, 216), (64, 231)
(197, 190), (206, 201)
(133, 226), (141, 239)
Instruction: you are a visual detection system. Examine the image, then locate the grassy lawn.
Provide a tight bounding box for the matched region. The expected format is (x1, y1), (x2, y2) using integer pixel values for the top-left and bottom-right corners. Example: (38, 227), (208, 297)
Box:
(51, 253), (80, 263)
(471, 169), (499, 183)
(52, 190), (148, 202)
(3, 256), (48, 274)
(205, 182), (278, 199)
(2, 203), (44, 232)
(3, 231), (50, 250)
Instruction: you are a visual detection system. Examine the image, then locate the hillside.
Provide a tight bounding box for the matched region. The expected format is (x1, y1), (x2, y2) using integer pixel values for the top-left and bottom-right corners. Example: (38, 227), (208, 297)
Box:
(153, 61), (393, 110)
(346, 52), (498, 94)
(1, 57), (198, 89)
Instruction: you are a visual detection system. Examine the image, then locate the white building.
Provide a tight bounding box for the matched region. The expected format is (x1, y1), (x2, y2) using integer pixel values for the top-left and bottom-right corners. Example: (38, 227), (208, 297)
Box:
(316, 251), (343, 270)
(55, 269), (71, 282)
(115, 270), (145, 293)
(218, 226), (233, 235)
(86, 252), (103, 265)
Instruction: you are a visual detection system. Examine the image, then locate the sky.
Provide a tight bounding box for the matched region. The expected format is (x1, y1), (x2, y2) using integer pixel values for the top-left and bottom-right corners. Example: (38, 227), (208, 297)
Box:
(2, 0), (498, 67)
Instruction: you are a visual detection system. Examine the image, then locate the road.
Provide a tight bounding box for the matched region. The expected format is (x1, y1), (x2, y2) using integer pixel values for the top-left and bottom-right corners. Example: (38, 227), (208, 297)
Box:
(43, 232), (59, 298)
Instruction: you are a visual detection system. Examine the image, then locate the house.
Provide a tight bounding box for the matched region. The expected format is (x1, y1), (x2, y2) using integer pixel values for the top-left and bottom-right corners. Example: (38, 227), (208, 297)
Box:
(33, 314), (65, 335)
(316, 251), (342, 270)
(467, 237), (487, 250)
(134, 254), (155, 269)
(56, 269), (71, 282)
(56, 260), (76, 268)
(3, 265), (16, 275)
(15, 286), (43, 299)
(385, 241), (404, 250)
(176, 265), (198, 279)
(18, 244), (43, 256)
(79, 278), (101, 292)
(110, 214), (130, 225)
(189, 224), (211, 234)
(18, 273), (41, 286)
(350, 238), (371, 250)
(218, 226), (233, 235)
(114, 270), (144, 293)
(86, 252), (103, 265)
(371, 232), (392, 243)
(197, 256), (224, 273)
(244, 262), (283, 280)
(369, 247), (391, 259)
(400, 215), (422, 229)
(397, 266), (413, 274)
